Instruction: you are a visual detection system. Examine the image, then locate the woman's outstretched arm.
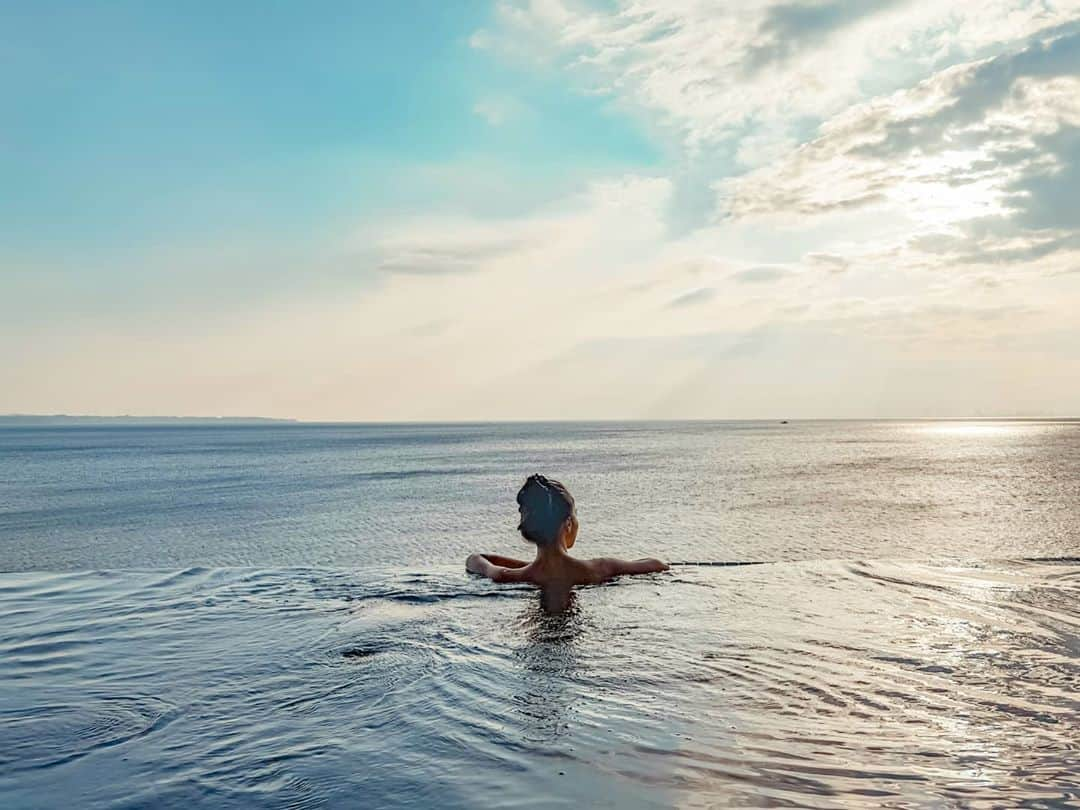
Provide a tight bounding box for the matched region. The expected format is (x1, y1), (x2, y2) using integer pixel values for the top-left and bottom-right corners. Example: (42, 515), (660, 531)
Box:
(465, 553), (527, 582)
(592, 557), (669, 579)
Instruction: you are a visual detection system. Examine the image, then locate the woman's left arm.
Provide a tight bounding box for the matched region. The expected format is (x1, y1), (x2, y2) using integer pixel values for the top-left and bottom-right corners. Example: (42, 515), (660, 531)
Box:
(592, 557), (670, 578)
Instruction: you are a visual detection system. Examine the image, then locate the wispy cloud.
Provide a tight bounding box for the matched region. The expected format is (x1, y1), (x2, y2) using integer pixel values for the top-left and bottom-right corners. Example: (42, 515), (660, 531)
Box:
(667, 287), (716, 307)
(743, 0), (905, 74)
(377, 236), (531, 276)
(805, 253), (851, 273)
(731, 266), (791, 284)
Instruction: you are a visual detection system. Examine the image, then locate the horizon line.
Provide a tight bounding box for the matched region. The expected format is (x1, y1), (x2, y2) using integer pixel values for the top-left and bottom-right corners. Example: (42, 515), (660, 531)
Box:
(2, 414), (1079, 425)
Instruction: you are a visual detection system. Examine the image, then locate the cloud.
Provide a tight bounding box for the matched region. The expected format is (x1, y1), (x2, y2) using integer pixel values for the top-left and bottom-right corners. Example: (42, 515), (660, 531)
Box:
(366, 174), (674, 282)
(717, 27), (1080, 284)
(805, 252), (851, 272)
(364, 7), (1080, 418)
(376, 235), (530, 276)
(482, 308), (1080, 419)
(731, 266), (791, 283)
(667, 287), (716, 307)
(279, 11), (1080, 419)
(734, 130), (799, 167)
(484, 0), (1080, 150)
(743, 0), (905, 74)
(724, 29), (1080, 212)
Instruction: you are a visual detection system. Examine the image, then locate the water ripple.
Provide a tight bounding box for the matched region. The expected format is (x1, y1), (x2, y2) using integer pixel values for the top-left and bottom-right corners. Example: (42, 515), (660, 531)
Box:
(1, 561), (1078, 808)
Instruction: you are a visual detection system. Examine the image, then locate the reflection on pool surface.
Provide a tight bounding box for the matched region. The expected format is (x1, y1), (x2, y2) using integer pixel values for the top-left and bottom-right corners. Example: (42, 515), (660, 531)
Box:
(2, 561), (1078, 808)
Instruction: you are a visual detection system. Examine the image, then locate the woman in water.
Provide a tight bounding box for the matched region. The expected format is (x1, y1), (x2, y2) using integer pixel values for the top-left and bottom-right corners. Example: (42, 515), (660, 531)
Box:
(466, 474), (668, 593)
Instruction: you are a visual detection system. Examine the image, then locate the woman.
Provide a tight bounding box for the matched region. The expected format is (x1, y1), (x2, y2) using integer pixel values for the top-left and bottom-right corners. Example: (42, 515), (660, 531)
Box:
(466, 474), (668, 593)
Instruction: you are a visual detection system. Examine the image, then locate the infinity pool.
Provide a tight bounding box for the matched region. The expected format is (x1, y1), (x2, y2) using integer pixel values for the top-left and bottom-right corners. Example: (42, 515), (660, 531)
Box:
(2, 559), (1077, 807)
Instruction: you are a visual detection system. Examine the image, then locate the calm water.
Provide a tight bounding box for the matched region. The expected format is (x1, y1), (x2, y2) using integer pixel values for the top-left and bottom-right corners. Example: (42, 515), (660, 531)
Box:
(2, 420), (1079, 570)
(1, 421), (1079, 807)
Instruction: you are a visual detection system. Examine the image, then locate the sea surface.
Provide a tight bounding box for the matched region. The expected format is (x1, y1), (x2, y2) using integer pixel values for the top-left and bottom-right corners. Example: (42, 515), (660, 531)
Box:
(3, 420), (1079, 570)
(1, 421), (1078, 807)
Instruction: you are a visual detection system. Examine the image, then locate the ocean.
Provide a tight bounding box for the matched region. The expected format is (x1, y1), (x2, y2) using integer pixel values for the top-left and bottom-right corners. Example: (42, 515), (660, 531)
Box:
(1, 421), (1078, 807)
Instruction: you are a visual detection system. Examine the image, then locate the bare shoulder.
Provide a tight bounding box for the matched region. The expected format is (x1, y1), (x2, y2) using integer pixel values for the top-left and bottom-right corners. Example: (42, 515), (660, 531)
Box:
(491, 563), (534, 584)
(583, 557), (619, 582)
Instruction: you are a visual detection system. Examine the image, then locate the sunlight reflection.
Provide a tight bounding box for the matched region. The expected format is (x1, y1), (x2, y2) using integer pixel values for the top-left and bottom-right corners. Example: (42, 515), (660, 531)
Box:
(917, 421), (1022, 438)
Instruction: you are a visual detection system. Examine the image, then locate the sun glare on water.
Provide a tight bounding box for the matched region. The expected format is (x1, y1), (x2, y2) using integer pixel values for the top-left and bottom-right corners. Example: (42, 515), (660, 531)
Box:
(919, 421), (1022, 437)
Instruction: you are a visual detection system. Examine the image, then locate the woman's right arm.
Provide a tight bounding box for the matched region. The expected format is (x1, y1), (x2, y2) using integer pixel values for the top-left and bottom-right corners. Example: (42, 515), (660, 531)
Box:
(465, 553), (525, 582)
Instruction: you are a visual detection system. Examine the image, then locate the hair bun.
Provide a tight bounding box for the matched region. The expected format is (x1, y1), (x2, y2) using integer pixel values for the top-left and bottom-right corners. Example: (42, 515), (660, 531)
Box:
(515, 474), (575, 546)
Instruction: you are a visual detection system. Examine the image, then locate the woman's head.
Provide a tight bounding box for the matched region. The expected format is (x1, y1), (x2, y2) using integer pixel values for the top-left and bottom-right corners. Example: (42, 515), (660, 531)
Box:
(516, 474), (577, 548)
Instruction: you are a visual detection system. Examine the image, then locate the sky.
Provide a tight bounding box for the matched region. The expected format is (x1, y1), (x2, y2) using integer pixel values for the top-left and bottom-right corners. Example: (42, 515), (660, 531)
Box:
(3, 0), (1080, 420)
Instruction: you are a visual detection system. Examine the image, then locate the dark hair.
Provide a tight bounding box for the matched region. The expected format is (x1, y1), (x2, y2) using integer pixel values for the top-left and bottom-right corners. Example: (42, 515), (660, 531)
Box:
(516, 474), (575, 546)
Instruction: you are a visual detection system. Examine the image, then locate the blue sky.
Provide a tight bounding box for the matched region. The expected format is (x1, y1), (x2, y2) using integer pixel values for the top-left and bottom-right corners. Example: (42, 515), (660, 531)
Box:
(4, 1), (1080, 418)
(3, 2), (655, 252)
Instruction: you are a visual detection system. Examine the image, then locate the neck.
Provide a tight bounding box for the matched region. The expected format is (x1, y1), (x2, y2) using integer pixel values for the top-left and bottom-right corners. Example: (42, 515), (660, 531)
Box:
(534, 540), (571, 563)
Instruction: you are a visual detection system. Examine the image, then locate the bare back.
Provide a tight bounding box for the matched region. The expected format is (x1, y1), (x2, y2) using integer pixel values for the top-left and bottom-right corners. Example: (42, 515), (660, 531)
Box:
(468, 552), (668, 589)
(510, 556), (609, 589)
